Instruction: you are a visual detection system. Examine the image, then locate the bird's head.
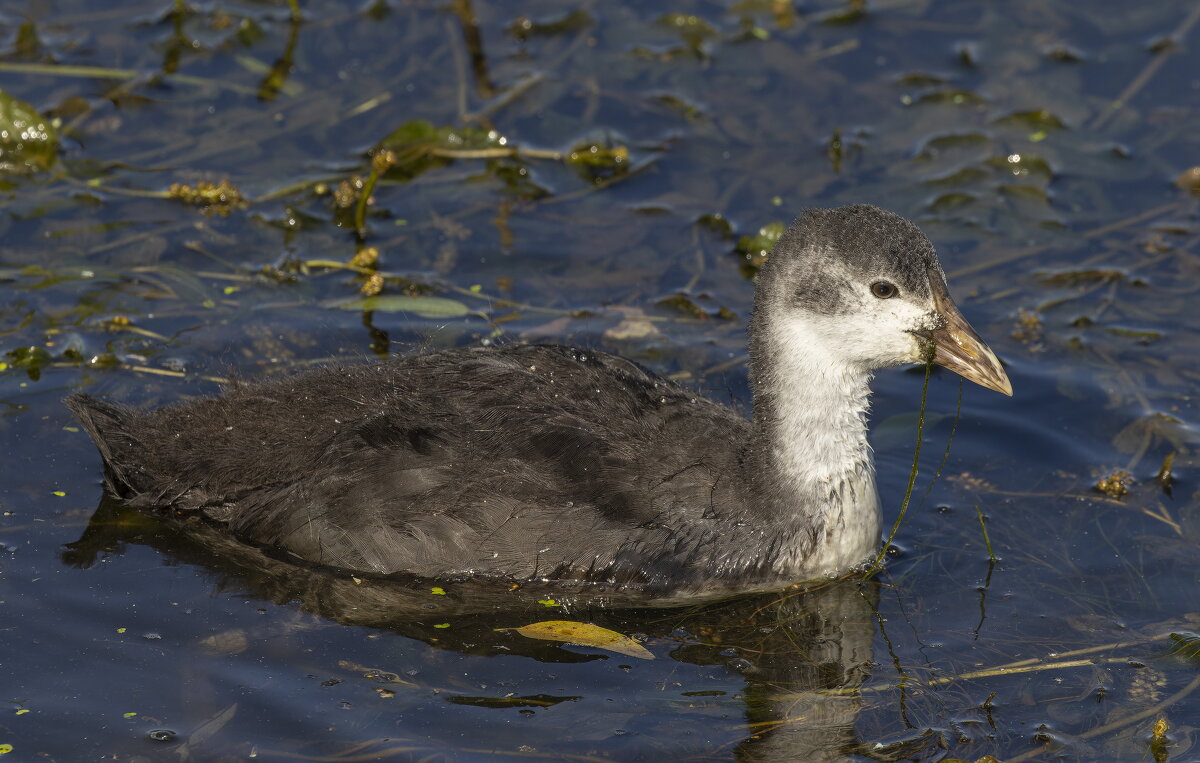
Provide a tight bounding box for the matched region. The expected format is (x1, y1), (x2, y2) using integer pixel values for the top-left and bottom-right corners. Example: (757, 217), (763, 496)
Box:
(753, 204), (1012, 396)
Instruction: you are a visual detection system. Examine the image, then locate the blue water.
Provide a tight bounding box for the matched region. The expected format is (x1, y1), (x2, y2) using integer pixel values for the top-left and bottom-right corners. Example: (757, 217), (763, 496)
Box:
(2, 0), (1198, 759)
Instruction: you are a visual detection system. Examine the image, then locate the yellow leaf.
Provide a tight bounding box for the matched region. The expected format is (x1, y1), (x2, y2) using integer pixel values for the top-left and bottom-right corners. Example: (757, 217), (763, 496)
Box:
(0, 743), (12, 754)
(1152, 716), (1169, 739)
(431, 587), (446, 595)
(513, 620), (653, 660)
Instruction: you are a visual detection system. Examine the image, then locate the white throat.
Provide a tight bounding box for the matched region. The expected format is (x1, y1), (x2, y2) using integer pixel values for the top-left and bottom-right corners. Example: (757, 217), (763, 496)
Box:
(758, 314), (883, 577)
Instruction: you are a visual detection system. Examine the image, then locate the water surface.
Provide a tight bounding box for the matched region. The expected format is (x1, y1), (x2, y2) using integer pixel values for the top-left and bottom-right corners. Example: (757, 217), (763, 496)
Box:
(2, 0), (1199, 760)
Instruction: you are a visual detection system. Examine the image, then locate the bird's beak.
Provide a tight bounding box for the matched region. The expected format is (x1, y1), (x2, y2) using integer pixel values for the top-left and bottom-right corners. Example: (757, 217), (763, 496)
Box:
(925, 272), (1013, 396)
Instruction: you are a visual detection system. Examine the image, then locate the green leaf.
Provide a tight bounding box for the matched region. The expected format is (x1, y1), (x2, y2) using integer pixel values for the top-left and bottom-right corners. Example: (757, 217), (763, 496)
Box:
(374, 120), (499, 180)
(695, 213), (733, 239)
(896, 72), (950, 87)
(915, 132), (992, 158)
(508, 9), (593, 40)
(821, 4), (867, 24)
(998, 184), (1049, 203)
(377, 119), (438, 149)
(330, 295), (471, 318)
(1167, 631), (1200, 663)
(512, 620), (654, 660)
(5, 345), (52, 381)
(565, 140), (630, 182)
(914, 89), (986, 106)
(735, 221), (786, 265)
(928, 192), (977, 213)
(375, 120), (507, 172)
(992, 109), (1066, 131)
(656, 13), (718, 48)
(984, 153), (1053, 182)
(0, 90), (57, 174)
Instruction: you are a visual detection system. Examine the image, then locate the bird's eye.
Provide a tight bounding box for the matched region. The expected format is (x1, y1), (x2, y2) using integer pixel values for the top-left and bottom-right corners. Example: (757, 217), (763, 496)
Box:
(871, 281), (898, 299)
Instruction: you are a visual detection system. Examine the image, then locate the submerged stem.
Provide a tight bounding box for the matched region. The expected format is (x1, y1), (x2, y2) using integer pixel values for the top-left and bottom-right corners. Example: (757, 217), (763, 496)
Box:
(975, 504), (995, 561)
(863, 361), (931, 577)
(919, 376), (962, 507)
(355, 167), (381, 240)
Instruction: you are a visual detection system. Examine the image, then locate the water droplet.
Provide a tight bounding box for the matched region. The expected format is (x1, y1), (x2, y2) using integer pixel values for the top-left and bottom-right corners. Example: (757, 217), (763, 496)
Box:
(727, 657), (758, 674)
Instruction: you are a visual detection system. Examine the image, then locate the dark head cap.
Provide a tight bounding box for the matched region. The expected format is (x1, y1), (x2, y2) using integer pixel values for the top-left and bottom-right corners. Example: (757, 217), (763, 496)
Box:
(758, 204), (941, 314)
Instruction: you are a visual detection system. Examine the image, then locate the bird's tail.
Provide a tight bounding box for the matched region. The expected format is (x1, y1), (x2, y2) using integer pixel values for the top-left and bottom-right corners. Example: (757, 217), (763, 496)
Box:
(64, 393), (143, 496)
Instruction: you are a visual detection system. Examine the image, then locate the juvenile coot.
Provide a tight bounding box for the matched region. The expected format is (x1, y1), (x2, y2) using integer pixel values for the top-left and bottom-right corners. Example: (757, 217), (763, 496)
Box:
(67, 205), (1010, 594)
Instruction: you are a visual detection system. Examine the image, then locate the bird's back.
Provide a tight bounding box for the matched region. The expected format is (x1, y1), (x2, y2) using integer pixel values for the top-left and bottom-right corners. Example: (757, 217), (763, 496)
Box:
(68, 344), (752, 586)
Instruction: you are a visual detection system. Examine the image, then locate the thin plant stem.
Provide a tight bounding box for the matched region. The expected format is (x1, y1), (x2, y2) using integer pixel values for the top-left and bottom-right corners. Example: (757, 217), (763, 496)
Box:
(354, 166), (381, 240)
(975, 504), (995, 561)
(0, 61), (261, 97)
(1090, 2), (1200, 130)
(864, 361), (931, 577)
(51, 361), (227, 384)
(919, 375), (962, 507)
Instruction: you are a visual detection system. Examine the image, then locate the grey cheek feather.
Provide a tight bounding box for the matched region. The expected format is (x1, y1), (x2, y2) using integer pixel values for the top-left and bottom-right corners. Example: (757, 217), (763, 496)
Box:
(793, 275), (849, 314)
(789, 264), (859, 316)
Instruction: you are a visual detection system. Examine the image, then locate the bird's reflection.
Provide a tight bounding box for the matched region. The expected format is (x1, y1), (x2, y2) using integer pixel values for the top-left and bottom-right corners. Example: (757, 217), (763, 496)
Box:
(65, 496), (884, 761)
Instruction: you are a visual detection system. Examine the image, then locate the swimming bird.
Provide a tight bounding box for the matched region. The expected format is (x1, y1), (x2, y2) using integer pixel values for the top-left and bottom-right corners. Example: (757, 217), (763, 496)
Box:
(67, 204), (1011, 595)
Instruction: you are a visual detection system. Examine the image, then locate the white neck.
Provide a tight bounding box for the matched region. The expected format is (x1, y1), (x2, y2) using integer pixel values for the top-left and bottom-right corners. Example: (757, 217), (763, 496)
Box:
(751, 315), (882, 578)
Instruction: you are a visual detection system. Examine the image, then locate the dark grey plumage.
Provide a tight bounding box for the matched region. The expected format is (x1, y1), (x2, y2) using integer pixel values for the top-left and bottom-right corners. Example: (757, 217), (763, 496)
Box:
(66, 204), (1008, 595)
(68, 345), (770, 590)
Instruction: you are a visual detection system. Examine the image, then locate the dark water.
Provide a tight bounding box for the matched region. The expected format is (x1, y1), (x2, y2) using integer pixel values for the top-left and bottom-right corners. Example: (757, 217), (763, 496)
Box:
(2, 0), (1198, 760)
